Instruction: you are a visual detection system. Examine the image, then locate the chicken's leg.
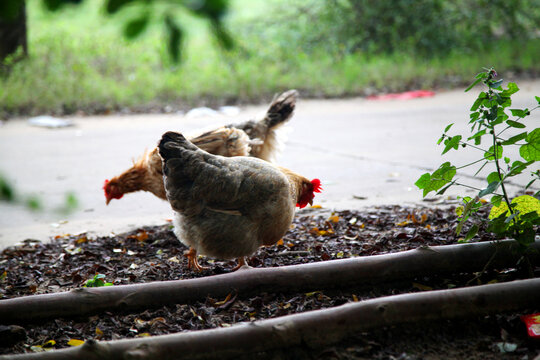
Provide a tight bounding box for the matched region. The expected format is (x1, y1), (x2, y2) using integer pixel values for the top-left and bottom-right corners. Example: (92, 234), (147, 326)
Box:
(183, 247), (208, 271)
(231, 256), (251, 271)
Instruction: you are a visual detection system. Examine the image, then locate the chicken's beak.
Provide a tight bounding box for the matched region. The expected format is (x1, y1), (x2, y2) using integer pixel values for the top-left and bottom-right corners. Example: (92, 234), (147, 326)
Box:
(106, 197), (111, 205)
(309, 199), (313, 206)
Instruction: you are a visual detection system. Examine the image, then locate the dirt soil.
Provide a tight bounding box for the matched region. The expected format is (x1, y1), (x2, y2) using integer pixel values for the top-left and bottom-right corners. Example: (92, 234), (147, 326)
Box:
(1, 205), (539, 359)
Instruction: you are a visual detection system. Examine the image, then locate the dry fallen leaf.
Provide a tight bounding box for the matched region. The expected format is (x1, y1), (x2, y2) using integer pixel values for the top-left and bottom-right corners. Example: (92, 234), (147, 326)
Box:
(214, 293), (232, 306)
(75, 236), (88, 244)
(328, 215), (340, 223)
(412, 282), (433, 291)
(42, 340), (56, 348)
(129, 231), (149, 242)
(67, 339), (85, 347)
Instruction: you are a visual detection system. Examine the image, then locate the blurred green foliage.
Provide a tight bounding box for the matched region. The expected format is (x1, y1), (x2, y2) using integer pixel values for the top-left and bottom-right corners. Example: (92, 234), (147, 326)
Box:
(244, 0), (540, 57)
(0, 0), (539, 116)
(0, 0), (231, 62)
(0, 173), (78, 214)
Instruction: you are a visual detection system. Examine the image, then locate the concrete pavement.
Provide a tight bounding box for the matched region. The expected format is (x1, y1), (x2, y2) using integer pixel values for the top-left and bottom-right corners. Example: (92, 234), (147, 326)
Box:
(1, 80), (539, 247)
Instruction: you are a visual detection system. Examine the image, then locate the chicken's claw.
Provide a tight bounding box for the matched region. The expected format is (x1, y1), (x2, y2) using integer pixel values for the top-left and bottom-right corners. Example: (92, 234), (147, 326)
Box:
(183, 248), (208, 271)
(231, 257), (251, 271)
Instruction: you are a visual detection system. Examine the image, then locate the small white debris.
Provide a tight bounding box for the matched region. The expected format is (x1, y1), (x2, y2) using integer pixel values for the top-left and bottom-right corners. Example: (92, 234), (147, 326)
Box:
(185, 107), (219, 118)
(28, 116), (74, 128)
(219, 106), (240, 116)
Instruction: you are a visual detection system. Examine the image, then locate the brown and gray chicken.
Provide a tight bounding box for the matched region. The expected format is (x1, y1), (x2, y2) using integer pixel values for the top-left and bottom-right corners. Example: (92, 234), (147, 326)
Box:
(104, 90), (298, 204)
(158, 131), (321, 271)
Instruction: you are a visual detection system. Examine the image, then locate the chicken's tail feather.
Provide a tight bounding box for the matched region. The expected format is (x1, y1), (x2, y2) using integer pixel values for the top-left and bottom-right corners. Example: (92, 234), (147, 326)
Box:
(158, 131), (198, 161)
(263, 89), (298, 130)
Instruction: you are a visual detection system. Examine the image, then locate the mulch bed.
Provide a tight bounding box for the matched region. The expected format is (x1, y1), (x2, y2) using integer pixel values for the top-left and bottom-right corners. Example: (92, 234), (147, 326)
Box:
(1, 205), (539, 359)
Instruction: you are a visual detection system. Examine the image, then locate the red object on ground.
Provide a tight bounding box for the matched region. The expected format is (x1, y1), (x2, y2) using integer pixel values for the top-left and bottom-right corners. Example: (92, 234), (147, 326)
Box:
(367, 90), (435, 101)
(521, 313), (540, 338)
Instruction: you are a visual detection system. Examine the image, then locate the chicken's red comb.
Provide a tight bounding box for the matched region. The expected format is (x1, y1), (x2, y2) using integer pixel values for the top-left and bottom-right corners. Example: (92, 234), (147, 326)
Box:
(311, 178), (322, 193)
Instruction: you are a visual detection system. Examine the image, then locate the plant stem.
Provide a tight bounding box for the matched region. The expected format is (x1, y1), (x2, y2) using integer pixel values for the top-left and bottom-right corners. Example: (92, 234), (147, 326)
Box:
(453, 182), (503, 197)
(457, 140), (490, 154)
(496, 105), (539, 137)
(491, 125), (514, 218)
(456, 158), (486, 170)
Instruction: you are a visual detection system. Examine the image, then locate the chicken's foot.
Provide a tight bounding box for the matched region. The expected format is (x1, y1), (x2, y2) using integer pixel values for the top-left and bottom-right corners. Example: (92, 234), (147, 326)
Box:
(183, 248), (208, 271)
(231, 257), (251, 271)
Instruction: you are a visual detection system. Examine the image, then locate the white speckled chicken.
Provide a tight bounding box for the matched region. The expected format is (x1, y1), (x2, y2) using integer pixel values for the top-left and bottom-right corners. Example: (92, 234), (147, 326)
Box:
(158, 131), (321, 271)
(103, 90), (298, 204)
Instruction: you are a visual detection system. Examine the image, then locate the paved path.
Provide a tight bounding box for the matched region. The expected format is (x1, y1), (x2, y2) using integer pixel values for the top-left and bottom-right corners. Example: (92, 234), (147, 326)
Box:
(1, 81), (539, 247)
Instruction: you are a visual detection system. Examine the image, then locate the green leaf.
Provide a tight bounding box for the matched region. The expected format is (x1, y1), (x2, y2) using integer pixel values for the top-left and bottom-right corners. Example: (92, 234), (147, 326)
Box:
(484, 144), (503, 160)
(507, 160), (532, 177)
(467, 129), (486, 142)
(535, 96), (540, 105)
(185, 0), (229, 19)
(414, 173), (431, 190)
(501, 132), (527, 145)
(470, 93), (486, 111)
(43, 0), (83, 11)
(437, 135), (445, 145)
(475, 72), (488, 79)
(525, 178), (536, 190)
(464, 224), (479, 241)
(504, 157), (510, 164)
(212, 21), (234, 50)
(26, 196), (42, 211)
(519, 128), (540, 161)
(491, 194), (503, 207)
(124, 14), (149, 39)
(165, 16), (184, 63)
(469, 112), (480, 122)
(488, 79), (503, 89)
(444, 123), (454, 133)
(0, 175), (15, 202)
(436, 181), (455, 196)
(479, 181), (499, 197)
(501, 82), (519, 96)
(515, 228), (536, 245)
(486, 172), (501, 184)
(465, 78), (483, 92)
(442, 135), (462, 155)
(106, 0), (134, 14)
(489, 195), (540, 220)
(506, 120), (526, 129)
(417, 162), (457, 197)
(509, 109), (528, 118)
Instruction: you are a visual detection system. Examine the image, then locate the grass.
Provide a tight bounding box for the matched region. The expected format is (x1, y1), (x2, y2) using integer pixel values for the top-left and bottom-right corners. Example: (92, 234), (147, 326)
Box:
(0, 1), (539, 118)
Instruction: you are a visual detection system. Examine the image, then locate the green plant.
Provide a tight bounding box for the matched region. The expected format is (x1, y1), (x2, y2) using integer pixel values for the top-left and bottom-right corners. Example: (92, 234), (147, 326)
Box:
(1, 0), (232, 63)
(0, 173), (80, 213)
(416, 68), (540, 247)
(83, 274), (113, 287)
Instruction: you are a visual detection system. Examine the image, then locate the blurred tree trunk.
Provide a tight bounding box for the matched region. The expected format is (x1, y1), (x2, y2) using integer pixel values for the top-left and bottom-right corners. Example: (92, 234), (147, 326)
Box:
(0, 0), (27, 63)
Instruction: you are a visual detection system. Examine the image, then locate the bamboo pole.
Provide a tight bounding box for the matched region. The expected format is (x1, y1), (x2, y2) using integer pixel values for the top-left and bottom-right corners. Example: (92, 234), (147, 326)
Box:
(4, 278), (540, 360)
(0, 240), (537, 324)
